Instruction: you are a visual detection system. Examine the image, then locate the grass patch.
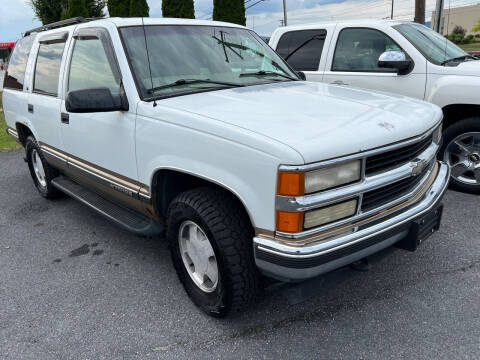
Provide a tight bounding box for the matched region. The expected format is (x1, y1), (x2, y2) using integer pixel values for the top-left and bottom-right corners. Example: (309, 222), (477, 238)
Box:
(0, 91), (22, 151)
(459, 42), (480, 52)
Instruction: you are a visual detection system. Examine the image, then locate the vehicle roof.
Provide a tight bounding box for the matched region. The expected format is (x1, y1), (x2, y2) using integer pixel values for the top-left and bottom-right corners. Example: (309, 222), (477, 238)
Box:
(25, 17), (247, 38)
(275, 19), (410, 32)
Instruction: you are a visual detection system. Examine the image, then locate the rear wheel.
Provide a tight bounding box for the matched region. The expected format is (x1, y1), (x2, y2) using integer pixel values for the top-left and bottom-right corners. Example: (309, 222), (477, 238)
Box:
(25, 136), (62, 199)
(440, 117), (480, 194)
(166, 187), (261, 317)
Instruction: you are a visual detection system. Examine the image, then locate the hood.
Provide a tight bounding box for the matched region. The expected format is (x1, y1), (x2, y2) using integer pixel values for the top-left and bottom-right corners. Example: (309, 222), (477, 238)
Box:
(155, 81), (442, 164)
(436, 59), (480, 77)
(455, 59), (480, 76)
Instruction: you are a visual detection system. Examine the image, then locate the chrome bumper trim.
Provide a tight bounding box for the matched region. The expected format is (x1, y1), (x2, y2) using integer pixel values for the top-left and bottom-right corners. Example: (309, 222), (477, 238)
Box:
(254, 162), (449, 279)
(6, 127), (19, 141)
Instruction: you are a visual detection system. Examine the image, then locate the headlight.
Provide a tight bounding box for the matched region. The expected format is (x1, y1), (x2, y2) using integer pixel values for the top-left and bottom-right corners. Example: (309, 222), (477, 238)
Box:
(305, 160), (361, 194)
(433, 123), (442, 144)
(304, 198), (358, 229)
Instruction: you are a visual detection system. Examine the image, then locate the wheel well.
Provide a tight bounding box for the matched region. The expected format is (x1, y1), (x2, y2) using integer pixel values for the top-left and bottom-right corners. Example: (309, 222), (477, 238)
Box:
(15, 123), (33, 146)
(151, 169), (253, 226)
(442, 104), (480, 129)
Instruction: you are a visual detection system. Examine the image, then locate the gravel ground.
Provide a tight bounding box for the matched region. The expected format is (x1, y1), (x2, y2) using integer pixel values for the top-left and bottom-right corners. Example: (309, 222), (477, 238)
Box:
(1, 149), (479, 360)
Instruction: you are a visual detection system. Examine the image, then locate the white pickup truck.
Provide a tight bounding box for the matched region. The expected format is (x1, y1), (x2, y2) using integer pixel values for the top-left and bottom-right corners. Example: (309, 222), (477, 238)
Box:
(3, 17), (449, 317)
(270, 20), (480, 194)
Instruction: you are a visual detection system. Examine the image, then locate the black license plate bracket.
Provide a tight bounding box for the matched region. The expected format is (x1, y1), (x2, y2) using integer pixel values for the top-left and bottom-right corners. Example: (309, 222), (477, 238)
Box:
(395, 204), (444, 252)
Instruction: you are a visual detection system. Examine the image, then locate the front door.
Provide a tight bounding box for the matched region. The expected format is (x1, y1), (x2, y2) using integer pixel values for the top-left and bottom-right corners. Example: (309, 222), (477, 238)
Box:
(60, 27), (138, 186)
(322, 27), (426, 99)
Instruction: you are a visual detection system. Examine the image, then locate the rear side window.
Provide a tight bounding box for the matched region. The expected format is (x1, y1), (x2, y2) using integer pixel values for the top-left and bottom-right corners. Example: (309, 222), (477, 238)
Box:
(34, 41), (66, 96)
(4, 36), (35, 90)
(276, 29), (326, 71)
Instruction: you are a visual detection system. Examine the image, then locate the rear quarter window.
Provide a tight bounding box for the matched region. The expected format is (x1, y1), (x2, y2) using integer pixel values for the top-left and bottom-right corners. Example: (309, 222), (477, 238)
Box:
(4, 36), (35, 90)
(275, 29), (327, 71)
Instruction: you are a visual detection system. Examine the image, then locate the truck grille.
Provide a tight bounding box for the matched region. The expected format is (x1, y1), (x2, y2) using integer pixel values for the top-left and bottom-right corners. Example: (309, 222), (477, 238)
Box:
(365, 135), (433, 175)
(361, 167), (430, 213)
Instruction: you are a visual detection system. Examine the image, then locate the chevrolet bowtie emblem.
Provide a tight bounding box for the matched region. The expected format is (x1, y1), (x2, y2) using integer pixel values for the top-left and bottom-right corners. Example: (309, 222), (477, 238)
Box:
(410, 159), (428, 176)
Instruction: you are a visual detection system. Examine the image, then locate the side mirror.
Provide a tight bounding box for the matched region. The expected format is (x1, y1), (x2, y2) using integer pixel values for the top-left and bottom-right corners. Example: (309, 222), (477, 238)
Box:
(378, 51), (412, 75)
(66, 87), (129, 113)
(297, 71), (306, 81)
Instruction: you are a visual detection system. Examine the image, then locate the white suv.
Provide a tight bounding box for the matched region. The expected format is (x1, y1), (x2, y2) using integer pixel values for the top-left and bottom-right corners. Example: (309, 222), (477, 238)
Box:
(270, 20), (480, 193)
(3, 17), (449, 316)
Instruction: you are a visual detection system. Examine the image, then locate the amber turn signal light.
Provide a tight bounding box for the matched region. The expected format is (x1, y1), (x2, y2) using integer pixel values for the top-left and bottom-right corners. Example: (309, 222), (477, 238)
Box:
(276, 211), (304, 233)
(277, 171), (305, 196)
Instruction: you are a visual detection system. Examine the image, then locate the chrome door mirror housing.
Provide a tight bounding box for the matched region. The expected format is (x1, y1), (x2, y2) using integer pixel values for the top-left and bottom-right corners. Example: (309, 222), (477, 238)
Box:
(378, 51), (412, 75)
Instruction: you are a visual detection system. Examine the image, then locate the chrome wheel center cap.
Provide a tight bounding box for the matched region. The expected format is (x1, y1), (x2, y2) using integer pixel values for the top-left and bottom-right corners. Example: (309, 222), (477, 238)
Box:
(470, 153), (480, 163)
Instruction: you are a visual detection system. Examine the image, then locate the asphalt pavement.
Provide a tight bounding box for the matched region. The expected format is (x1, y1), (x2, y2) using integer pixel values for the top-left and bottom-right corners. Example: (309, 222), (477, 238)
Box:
(1, 149), (479, 359)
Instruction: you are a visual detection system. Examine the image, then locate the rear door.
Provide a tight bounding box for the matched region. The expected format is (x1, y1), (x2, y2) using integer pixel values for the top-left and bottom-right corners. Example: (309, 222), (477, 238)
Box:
(322, 26), (427, 99)
(28, 31), (70, 151)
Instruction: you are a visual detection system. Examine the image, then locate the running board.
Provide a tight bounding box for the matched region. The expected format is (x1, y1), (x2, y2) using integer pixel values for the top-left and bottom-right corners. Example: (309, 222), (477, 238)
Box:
(51, 177), (164, 236)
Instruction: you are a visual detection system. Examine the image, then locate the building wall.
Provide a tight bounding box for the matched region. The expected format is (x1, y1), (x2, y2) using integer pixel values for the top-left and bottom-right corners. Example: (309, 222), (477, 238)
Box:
(431, 3), (480, 35)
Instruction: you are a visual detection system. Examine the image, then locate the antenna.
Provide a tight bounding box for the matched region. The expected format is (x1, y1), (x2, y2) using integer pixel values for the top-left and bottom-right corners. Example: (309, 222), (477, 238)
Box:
(141, 17), (157, 107)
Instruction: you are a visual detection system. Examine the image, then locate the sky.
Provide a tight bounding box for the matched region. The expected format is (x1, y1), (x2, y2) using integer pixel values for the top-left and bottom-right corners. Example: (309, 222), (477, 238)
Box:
(1, 0), (479, 41)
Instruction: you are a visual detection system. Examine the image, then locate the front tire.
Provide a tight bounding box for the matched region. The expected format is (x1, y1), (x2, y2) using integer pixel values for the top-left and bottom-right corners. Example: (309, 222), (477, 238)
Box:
(166, 187), (261, 317)
(25, 136), (62, 199)
(440, 117), (480, 194)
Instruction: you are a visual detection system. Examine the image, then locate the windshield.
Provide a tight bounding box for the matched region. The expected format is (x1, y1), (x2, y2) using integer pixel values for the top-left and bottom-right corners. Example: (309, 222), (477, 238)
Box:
(394, 23), (468, 65)
(120, 25), (298, 100)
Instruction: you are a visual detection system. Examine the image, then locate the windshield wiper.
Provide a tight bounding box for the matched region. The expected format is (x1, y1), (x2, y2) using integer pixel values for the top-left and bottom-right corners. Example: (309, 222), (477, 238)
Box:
(239, 70), (298, 81)
(441, 55), (477, 65)
(148, 79), (243, 94)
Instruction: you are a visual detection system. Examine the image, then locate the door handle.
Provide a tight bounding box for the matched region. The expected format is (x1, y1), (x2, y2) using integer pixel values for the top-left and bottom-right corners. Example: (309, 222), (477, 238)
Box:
(28, 104), (34, 113)
(331, 80), (348, 85)
(61, 112), (69, 124)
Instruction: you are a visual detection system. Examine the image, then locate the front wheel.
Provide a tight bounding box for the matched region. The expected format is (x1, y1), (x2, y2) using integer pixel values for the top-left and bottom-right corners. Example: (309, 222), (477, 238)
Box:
(440, 117), (480, 194)
(166, 187), (261, 317)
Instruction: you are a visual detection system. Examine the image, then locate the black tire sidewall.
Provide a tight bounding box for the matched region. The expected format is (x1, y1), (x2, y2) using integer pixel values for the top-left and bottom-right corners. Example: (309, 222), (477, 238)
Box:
(25, 136), (60, 198)
(167, 202), (229, 317)
(440, 117), (480, 194)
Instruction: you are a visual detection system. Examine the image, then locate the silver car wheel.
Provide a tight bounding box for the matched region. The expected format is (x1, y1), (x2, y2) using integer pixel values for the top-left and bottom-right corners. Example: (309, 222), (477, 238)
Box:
(444, 132), (480, 186)
(178, 220), (219, 293)
(31, 149), (47, 187)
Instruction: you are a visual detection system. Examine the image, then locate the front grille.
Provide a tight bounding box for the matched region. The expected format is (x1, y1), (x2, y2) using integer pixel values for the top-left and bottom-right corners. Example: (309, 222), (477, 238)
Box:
(365, 135), (432, 175)
(361, 167), (429, 213)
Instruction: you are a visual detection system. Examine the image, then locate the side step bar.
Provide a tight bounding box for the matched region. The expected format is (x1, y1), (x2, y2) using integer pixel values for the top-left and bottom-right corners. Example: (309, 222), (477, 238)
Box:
(52, 177), (164, 236)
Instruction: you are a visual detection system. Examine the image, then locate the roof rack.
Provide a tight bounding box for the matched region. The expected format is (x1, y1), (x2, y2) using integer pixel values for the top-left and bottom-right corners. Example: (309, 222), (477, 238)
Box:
(24, 17), (101, 37)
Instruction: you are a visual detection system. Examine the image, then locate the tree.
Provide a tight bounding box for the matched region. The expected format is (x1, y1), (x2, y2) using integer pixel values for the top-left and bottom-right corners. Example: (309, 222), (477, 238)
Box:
(473, 19), (480, 33)
(107, 0), (130, 17)
(61, 0), (89, 19)
(162, 0), (195, 19)
(213, 0), (246, 26)
(452, 25), (466, 37)
(129, 0), (149, 17)
(30, 0), (104, 24)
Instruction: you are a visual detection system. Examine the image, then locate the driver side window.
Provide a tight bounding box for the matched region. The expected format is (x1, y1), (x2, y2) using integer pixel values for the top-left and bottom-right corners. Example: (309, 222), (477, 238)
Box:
(68, 37), (120, 95)
(332, 28), (402, 72)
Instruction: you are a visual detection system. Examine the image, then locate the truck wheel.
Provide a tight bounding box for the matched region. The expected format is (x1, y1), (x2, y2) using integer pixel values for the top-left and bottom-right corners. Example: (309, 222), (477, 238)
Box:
(25, 136), (62, 199)
(440, 117), (480, 194)
(166, 187), (261, 317)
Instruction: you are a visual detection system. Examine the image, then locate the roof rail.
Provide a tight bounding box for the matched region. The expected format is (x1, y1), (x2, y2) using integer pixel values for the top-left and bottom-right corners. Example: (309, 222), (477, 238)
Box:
(24, 17), (100, 37)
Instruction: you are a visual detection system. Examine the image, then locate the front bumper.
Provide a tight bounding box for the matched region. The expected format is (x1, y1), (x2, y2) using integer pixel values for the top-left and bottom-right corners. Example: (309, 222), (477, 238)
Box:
(254, 161), (450, 282)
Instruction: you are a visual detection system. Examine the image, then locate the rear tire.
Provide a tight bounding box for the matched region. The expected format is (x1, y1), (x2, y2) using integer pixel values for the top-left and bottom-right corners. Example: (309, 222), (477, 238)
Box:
(25, 136), (62, 199)
(166, 187), (261, 317)
(440, 117), (480, 194)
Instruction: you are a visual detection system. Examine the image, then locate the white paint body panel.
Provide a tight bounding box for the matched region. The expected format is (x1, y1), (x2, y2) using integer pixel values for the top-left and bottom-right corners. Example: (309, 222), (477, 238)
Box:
(270, 20), (480, 108)
(2, 18), (443, 232)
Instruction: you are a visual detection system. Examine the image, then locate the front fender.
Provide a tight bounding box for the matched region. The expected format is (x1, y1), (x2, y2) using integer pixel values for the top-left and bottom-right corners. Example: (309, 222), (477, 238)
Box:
(427, 76), (480, 108)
